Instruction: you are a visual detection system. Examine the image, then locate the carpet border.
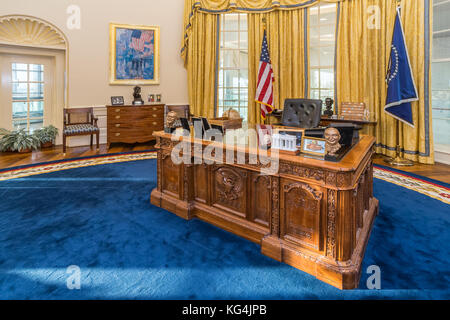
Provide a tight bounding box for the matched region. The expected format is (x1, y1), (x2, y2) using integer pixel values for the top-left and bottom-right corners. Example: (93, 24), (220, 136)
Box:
(0, 150), (157, 181)
(0, 153), (448, 205)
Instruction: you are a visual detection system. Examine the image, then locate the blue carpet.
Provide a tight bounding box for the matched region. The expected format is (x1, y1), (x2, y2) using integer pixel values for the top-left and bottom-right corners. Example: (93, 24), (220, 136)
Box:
(0, 159), (448, 299)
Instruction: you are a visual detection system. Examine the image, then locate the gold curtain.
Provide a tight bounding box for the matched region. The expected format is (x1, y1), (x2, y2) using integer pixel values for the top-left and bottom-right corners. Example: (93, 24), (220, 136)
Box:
(185, 12), (218, 118)
(336, 0), (434, 164)
(248, 10), (306, 124)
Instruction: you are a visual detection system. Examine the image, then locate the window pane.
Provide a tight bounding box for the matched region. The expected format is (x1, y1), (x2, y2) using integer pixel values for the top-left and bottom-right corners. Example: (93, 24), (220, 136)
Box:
(30, 101), (44, 118)
(221, 50), (239, 68)
(432, 35), (450, 60)
(240, 88), (248, 101)
(223, 32), (239, 49)
(320, 46), (334, 66)
(218, 70), (224, 86)
(310, 89), (320, 99)
(29, 64), (44, 72)
(320, 90), (334, 102)
(224, 14), (239, 31)
(310, 47), (319, 67)
(12, 102), (28, 119)
(320, 68), (334, 88)
(224, 88), (239, 101)
(29, 83), (44, 100)
(12, 70), (27, 82)
(239, 69), (248, 87)
(319, 25), (335, 45)
(30, 71), (44, 82)
(240, 31), (248, 50)
(310, 69), (319, 88)
(12, 82), (28, 100)
(13, 119), (28, 130)
(29, 119), (44, 133)
(12, 63), (27, 71)
(310, 26), (319, 46)
(433, 1), (450, 31)
(224, 70), (239, 87)
(239, 52), (248, 69)
(240, 14), (247, 31)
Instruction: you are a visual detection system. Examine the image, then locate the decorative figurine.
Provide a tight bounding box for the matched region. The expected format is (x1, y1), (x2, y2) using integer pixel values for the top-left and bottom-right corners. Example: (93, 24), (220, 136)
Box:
(164, 111), (179, 133)
(132, 86), (144, 105)
(324, 127), (341, 156)
(323, 98), (334, 117)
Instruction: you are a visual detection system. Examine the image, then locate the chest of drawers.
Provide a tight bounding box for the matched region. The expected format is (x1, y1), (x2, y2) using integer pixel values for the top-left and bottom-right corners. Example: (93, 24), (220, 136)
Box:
(106, 104), (164, 148)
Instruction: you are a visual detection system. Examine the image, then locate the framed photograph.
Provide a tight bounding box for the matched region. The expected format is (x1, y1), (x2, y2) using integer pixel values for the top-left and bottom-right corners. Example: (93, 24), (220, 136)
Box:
(156, 94), (162, 102)
(109, 23), (160, 85)
(111, 96), (124, 106)
(273, 127), (304, 148)
(301, 136), (326, 157)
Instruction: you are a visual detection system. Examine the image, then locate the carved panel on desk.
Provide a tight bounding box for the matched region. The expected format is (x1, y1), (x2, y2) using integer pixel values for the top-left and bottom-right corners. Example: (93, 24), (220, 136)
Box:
(194, 164), (208, 204)
(250, 173), (271, 227)
(279, 162), (324, 182)
(281, 180), (323, 250)
(161, 153), (180, 197)
(211, 166), (247, 217)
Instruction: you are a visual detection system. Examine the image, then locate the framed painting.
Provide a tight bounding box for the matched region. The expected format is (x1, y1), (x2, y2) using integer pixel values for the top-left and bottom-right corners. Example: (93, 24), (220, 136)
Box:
(300, 136), (326, 158)
(109, 23), (160, 85)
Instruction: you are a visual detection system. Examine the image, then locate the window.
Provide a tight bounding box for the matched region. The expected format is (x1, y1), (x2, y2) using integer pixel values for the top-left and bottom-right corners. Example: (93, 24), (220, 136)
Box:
(11, 63), (44, 132)
(432, 0), (450, 154)
(217, 13), (249, 121)
(309, 3), (337, 106)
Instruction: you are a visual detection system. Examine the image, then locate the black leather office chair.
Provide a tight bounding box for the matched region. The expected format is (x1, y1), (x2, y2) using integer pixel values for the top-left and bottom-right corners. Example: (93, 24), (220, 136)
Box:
(281, 99), (323, 128)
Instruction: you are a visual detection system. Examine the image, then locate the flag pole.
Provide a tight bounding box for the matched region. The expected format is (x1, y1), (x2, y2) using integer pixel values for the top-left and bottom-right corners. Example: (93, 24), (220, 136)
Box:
(384, 0), (414, 166)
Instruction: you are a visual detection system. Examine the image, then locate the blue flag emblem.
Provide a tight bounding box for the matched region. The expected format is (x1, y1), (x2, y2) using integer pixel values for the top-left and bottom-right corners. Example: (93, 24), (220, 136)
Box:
(385, 8), (418, 127)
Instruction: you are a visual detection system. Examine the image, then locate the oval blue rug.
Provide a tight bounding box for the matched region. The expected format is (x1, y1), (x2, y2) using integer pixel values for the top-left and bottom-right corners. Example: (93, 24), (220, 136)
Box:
(0, 159), (448, 299)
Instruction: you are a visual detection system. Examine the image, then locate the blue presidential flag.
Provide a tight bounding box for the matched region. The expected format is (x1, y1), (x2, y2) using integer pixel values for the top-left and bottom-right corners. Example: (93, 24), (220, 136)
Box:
(385, 8), (418, 127)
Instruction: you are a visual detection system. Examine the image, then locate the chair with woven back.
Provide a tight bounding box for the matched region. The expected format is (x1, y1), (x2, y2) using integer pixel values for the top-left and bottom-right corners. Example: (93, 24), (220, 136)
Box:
(63, 108), (99, 153)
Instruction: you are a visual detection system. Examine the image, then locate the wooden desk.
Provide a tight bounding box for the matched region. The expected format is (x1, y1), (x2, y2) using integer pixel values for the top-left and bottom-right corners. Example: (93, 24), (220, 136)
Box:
(150, 130), (378, 289)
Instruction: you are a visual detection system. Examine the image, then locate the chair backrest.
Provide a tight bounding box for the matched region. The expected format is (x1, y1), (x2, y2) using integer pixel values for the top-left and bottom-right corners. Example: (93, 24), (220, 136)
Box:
(339, 102), (366, 121)
(164, 105), (191, 120)
(281, 99), (322, 128)
(64, 108), (94, 125)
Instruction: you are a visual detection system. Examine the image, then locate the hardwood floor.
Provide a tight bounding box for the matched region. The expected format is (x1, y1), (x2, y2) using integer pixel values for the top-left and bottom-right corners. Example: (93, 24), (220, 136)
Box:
(373, 154), (450, 184)
(0, 142), (156, 170)
(0, 143), (449, 184)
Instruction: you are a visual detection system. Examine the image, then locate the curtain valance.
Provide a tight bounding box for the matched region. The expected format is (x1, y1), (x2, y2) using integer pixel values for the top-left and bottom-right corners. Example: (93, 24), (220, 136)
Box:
(181, 0), (340, 61)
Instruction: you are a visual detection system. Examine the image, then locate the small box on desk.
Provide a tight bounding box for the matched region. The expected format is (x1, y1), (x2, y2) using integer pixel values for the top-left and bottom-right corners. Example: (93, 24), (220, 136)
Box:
(208, 117), (243, 134)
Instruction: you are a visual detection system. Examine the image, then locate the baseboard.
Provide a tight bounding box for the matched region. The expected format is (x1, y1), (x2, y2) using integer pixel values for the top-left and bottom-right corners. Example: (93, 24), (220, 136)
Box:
(435, 149), (450, 165)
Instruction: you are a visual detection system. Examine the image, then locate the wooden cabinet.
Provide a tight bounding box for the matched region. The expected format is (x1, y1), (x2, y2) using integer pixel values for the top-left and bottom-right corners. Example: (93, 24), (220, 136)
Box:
(106, 104), (164, 148)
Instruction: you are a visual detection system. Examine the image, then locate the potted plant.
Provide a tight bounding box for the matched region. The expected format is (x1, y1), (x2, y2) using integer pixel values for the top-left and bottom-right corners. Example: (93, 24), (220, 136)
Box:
(35, 125), (59, 148)
(0, 128), (41, 153)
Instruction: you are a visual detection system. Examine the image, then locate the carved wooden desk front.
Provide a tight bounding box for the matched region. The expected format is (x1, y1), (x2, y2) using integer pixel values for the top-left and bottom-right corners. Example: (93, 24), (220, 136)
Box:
(150, 130), (378, 289)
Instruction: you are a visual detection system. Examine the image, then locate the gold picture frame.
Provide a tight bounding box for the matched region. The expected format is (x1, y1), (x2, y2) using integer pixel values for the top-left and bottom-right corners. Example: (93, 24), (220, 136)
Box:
(300, 136), (327, 158)
(109, 23), (160, 85)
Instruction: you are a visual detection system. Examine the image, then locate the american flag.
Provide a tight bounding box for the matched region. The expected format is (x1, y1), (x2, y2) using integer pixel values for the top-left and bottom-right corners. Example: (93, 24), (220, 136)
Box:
(130, 30), (152, 52)
(255, 30), (274, 119)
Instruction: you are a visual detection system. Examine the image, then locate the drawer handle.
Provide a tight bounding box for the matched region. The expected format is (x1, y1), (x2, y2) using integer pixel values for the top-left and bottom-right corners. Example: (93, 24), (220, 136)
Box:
(115, 124), (121, 128)
(115, 116), (120, 119)
(153, 114), (157, 117)
(115, 133), (121, 137)
(153, 107), (157, 111)
(115, 108), (120, 112)
(152, 122), (157, 125)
